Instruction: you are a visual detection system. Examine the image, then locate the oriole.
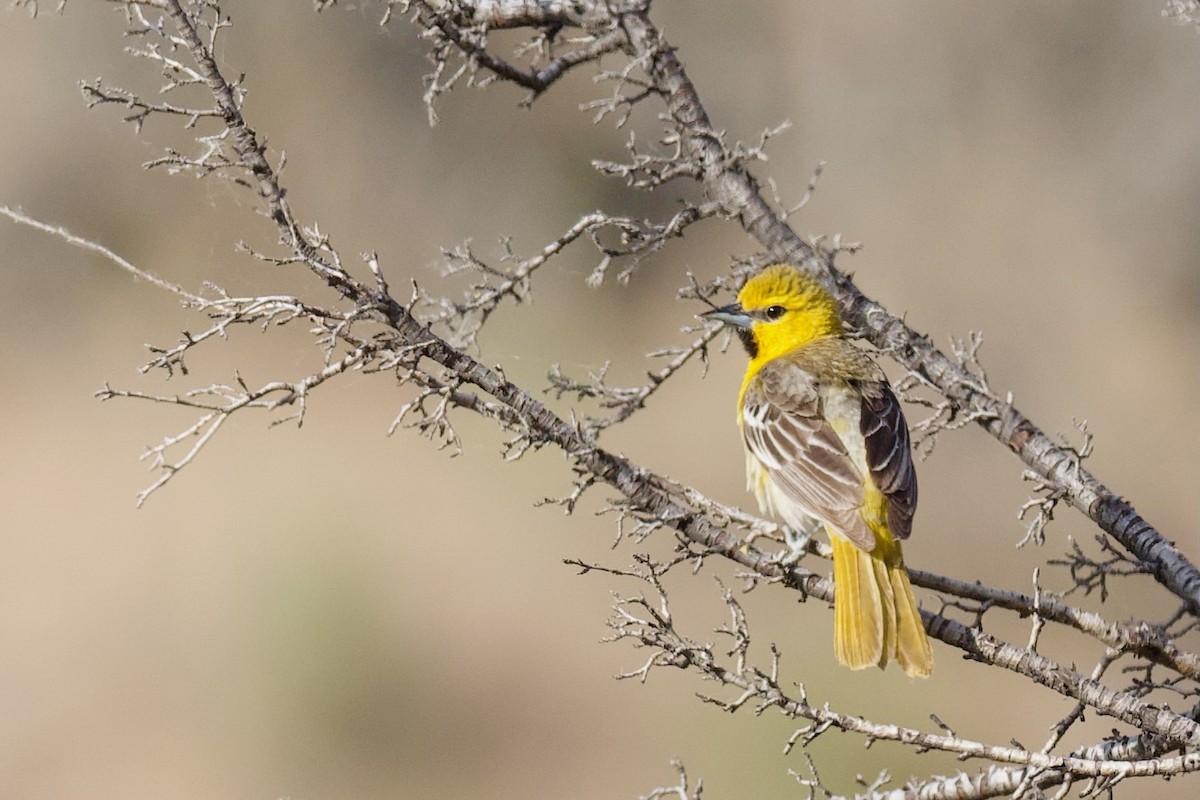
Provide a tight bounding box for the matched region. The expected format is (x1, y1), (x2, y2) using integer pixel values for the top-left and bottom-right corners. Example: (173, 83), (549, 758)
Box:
(703, 264), (933, 677)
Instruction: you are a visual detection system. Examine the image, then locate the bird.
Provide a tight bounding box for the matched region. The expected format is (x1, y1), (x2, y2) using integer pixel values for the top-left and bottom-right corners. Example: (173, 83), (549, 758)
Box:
(702, 264), (933, 677)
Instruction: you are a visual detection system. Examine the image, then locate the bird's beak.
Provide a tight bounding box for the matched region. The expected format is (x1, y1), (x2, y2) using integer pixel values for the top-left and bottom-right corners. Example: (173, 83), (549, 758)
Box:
(700, 302), (754, 329)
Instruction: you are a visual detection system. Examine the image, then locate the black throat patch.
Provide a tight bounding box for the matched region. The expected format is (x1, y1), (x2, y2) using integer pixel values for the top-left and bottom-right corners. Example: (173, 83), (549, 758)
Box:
(736, 326), (757, 359)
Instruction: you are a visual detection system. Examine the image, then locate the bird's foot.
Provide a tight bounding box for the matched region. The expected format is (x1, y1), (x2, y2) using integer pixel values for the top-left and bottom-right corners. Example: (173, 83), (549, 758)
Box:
(777, 520), (821, 567)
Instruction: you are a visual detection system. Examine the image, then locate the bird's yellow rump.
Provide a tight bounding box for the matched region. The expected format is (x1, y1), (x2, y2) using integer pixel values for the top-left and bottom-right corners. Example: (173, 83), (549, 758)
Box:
(703, 264), (933, 677)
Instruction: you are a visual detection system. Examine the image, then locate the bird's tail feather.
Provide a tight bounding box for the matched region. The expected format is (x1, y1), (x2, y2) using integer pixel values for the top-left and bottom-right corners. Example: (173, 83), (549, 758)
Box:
(831, 531), (932, 678)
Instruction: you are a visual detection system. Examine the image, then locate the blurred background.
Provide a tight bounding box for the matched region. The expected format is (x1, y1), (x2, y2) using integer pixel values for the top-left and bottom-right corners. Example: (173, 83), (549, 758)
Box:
(1, 2), (1198, 797)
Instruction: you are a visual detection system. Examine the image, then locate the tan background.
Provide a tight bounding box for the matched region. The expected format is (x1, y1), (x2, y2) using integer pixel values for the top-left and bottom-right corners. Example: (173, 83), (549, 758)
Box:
(1, 2), (1197, 798)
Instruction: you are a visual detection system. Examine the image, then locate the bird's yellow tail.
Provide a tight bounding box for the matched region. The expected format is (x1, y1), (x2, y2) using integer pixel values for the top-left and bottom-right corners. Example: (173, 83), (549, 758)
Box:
(831, 532), (933, 678)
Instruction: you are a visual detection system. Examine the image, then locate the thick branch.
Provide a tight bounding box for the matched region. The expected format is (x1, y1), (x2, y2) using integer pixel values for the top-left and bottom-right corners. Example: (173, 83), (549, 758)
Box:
(909, 566), (1200, 680)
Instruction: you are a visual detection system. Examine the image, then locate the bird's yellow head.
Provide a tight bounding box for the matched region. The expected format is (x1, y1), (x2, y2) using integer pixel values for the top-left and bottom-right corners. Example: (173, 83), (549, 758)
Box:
(703, 264), (844, 365)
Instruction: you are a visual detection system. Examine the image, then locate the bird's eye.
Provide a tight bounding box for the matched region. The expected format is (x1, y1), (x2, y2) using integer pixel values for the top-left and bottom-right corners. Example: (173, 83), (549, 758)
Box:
(765, 305), (786, 320)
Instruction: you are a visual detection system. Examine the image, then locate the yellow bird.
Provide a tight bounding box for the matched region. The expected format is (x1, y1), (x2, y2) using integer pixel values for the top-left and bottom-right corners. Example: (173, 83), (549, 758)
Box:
(703, 264), (933, 677)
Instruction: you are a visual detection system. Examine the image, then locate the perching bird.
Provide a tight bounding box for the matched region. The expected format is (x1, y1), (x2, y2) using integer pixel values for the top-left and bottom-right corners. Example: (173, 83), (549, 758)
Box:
(703, 264), (933, 677)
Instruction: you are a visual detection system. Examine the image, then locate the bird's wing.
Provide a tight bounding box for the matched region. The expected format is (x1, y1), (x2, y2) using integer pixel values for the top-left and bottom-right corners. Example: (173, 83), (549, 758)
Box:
(742, 362), (876, 551)
(859, 382), (918, 540)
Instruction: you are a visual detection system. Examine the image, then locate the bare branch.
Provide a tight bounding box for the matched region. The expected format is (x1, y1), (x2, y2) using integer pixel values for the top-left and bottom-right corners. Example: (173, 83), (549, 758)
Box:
(638, 759), (702, 800)
(1, 205), (202, 302)
(599, 566), (1200, 785)
(97, 346), (372, 505)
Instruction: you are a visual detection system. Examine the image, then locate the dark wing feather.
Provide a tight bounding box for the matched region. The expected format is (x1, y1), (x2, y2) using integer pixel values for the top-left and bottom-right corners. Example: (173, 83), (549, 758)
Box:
(859, 382), (918, 540)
